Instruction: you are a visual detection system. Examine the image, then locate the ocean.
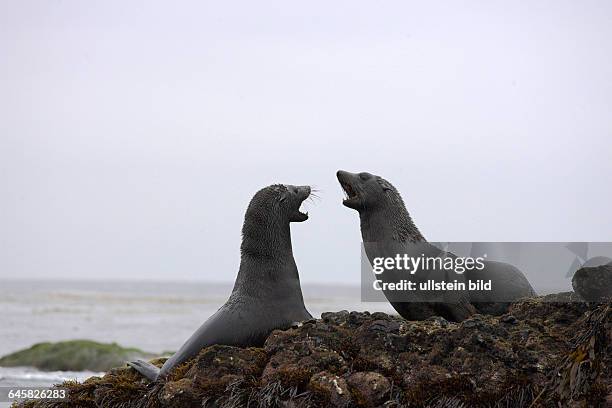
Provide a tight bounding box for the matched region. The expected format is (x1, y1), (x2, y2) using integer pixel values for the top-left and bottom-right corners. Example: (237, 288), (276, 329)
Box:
(0, 279), (393, 402)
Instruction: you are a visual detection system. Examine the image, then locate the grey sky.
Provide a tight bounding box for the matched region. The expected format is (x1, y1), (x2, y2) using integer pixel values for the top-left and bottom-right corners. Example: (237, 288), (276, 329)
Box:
(1, 1), (611, 283)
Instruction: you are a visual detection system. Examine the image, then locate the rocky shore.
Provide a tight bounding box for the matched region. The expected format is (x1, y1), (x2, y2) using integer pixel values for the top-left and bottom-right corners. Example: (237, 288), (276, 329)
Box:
(13, 295), (611, 408)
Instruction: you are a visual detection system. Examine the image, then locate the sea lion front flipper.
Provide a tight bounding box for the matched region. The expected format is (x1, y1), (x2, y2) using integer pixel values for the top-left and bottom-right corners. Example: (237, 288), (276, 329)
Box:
(127, 359), (160, 381)
(157, 307), (253, 378)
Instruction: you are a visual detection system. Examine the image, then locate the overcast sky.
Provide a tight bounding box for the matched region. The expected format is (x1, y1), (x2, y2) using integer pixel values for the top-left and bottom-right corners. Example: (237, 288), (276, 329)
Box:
(1, 1), (611, 284)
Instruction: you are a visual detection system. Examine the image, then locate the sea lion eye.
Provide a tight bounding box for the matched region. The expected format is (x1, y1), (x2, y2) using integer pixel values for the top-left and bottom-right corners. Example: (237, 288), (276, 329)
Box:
(359, 173), (370, 181)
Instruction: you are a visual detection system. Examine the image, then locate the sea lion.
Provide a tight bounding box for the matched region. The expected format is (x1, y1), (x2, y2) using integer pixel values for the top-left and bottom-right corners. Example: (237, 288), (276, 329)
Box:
(337, 170), (475, 322)
(128, 184), (313, 381)
(337, 170), (536, 320)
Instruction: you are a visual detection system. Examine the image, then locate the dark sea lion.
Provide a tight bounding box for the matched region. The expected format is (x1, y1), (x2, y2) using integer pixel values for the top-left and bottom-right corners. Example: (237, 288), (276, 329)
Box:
(337, 170), (475, 322)
(128, 184), (313, 381)
(337, 170), (536, 321)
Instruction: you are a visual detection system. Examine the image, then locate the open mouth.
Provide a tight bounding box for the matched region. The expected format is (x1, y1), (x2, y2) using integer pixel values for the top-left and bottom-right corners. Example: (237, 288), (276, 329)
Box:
(295, 201), (309, 221)
(340, 181), (359, 205)
(291, 188), (310, 222)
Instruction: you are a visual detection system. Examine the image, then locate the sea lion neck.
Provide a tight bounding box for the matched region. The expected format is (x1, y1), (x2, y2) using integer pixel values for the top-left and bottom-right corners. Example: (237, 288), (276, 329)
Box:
(240, 216), (293, 259)
(235, 218), (304, 299)
(359, 197), (425, 244)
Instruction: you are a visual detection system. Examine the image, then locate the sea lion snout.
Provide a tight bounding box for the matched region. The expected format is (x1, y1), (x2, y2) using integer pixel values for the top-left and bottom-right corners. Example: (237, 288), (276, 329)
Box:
(295, 185), (311, 200)
(336, 170), (355, 184)
(336, 170), (362, 209)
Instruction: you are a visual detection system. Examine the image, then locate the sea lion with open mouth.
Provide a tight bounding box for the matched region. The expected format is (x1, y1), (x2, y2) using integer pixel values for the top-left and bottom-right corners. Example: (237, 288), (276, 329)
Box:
(337, 170), (475, 322)
(128, 184), (313, 381)
(337, 170), (536, 320)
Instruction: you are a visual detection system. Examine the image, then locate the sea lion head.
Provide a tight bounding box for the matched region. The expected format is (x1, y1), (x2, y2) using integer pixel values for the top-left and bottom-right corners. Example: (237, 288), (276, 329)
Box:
(247, 184), (311, 224)
(241, 184), (311, 258)
(336, 170), (399, 212)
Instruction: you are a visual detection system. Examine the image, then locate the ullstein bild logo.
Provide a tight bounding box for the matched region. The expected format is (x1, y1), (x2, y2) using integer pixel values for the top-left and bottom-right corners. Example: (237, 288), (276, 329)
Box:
(360, 242), (612, 302)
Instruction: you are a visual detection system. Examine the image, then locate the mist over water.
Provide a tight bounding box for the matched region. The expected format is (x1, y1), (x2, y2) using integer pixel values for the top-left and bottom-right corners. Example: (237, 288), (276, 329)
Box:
(0, 279), (394, 357)
(0, 279), (391, 395)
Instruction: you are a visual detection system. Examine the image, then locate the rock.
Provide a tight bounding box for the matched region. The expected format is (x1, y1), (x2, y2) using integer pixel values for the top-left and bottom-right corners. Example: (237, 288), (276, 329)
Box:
(309, 371), (351, 407)
(346, 372), (390, 406)
(12, 297), (611, 408)
(158, 378), (201, 407)
(500, 314), (518, 325)
(572, 262), (612, 302)
(184, 345), (267, 384)
(0, 340), (156, 372)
